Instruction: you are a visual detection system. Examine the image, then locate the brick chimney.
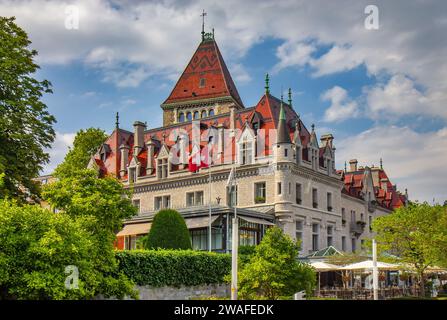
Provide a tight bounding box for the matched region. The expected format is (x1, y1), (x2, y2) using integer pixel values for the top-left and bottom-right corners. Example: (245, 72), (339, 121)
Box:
(133, 121), (146, 155)
(349, 159), (358, 172)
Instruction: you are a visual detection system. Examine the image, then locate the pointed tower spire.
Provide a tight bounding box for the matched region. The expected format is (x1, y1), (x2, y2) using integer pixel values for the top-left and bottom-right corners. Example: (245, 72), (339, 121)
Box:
(115, 112), (119, 129)
(265, 73), (270, 94)
(380, 158), (383, 169)
(344, 161), (347, 172)
(276, 98), (291, 144)
(288, 88), (292, 107)
(201, 9), (207, 41)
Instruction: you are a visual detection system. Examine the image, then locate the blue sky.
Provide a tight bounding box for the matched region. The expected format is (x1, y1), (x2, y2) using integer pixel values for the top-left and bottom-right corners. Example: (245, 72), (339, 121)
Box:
(2, 0), (446, 203)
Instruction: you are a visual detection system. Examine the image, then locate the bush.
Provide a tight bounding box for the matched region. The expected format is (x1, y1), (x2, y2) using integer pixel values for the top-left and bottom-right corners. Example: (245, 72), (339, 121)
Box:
(143, 209), (192, 250)
(238, 227), (316, 300)
(116, 250), (231, 287)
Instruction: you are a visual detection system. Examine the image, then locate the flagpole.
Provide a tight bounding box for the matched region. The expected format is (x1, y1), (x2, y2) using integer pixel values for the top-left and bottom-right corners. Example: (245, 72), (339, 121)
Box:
(208, 138), (212, 252)
(373, 238), (379, 300)
(231, 157), (238, 300)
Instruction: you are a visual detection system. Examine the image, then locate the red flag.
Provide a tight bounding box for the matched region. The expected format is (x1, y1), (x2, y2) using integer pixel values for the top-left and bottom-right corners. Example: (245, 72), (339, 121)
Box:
(188, 144), (201, 172)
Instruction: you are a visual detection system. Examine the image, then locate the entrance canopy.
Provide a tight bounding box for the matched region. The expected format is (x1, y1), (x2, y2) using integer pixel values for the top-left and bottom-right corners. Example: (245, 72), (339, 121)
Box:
(185, 215), (219, 229)
(239, 216), (275, 226)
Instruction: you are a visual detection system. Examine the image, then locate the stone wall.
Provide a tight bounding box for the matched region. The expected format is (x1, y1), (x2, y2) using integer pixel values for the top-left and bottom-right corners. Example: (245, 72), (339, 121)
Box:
(136, 283), (229, 300)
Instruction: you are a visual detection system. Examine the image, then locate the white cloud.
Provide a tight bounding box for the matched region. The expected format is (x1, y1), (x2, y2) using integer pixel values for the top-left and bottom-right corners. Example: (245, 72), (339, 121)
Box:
(229, 63), (252, 84)
(322, 86), (359, 122)
(310, 45), (363, 77)
(336, 125), (447, 203)
(42, 131), (76, 175)
(366, 74), (447, 120)
(273, 41), (315, 73)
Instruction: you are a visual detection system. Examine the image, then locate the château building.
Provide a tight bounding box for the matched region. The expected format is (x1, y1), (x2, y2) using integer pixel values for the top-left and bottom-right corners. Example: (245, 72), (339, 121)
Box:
(88, 30), (408, 255)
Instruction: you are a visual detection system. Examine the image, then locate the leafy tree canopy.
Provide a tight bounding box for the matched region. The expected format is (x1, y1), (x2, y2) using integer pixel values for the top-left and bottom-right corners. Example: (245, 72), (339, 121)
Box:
(54, 128), (107, 178)
(0, 17), (56, 201)
(143, 209), (192, 250)
(0, 199), (136, 299)
(238, 227), (316, 299)
(372, 202), (447, 295)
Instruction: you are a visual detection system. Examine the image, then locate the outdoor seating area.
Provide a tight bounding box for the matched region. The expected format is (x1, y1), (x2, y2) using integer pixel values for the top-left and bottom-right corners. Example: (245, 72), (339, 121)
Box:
(304, 249), (447, 300)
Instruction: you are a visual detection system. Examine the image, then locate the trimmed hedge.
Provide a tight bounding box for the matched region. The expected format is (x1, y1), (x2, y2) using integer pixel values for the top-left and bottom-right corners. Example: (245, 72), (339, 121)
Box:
(116, 250), (231, 287)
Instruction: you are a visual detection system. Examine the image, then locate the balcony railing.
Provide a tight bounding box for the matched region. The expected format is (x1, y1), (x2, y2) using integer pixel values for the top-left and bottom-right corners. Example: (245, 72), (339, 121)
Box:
(350, 221), (365, 235)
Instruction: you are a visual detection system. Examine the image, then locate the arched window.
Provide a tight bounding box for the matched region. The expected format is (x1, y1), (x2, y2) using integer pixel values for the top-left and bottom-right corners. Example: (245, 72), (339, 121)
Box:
(186, 112), (192, 121)
(208, 109), (215, 116)
(201, 110), (207, 118)
(178, 112), (185, 122)
(193, 111), (199, 120)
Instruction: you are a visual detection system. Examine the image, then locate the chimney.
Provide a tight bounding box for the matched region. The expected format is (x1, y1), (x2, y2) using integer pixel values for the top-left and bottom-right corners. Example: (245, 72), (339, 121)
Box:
(133, 121), (146, 155)
(229, 105), (236, 130)
(119, 144), (130, 178)
(380, 178), (389, 192)
(146, 137), (155, 174)
(320, 134), (334, 148)
(349, 159), (358, 172)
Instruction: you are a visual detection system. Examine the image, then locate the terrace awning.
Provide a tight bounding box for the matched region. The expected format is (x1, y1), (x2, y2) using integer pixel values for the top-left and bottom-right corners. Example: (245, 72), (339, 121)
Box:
(116, 223), (151, 237)
(309, 261), (340, 271)
(185, 215), (219, 229)
(239, 216), (275, 226)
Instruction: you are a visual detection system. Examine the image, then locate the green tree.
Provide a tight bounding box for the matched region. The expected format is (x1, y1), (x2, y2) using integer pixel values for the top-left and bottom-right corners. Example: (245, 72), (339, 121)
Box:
(42, 169), (138, 297)
(143, 209), (192, 250)
(54, 128), (107, 178)
(238, 227), (316, 299)
(0, 199), (135, 299)
(372, 202), (447, 297)
(0, 17), (56, 201)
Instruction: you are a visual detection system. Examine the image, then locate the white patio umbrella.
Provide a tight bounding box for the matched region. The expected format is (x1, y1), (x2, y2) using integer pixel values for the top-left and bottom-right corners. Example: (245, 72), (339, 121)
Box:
(340, 260), (399, 271)
(309, 261), (340, 293)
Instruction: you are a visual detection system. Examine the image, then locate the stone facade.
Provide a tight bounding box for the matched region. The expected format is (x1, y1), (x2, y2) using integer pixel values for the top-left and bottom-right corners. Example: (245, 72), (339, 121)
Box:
(88, 34), (406, 256)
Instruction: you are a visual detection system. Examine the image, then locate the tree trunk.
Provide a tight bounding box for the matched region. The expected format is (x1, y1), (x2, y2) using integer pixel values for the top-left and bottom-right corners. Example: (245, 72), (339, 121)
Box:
(419, 271), (425, 297)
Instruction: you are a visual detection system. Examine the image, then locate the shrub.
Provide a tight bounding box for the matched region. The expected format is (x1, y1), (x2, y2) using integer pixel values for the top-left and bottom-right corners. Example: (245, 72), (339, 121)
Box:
(238, 227), (316, 300)
(143, 209), (192, 250)
(116, 250), (231, 287)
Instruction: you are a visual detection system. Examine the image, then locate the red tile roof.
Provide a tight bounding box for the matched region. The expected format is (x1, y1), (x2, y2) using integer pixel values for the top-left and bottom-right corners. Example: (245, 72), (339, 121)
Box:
(162, 39), (243, 107)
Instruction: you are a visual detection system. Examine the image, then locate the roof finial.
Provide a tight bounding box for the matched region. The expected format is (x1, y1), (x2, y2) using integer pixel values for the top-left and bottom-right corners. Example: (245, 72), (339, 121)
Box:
(115, 112), (119, 129)
(380, 157), (383, 169)
(311, 123), (315, 132)
(344, 161), (347, 172)
(265, 73), (270, 94)
(201, 9), (207, 41)
(288, 88), (292, 107)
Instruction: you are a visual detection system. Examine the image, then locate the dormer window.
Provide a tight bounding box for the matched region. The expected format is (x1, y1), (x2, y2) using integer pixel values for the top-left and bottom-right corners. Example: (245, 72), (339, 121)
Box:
(199, 78), (206, 88)
(239, 139), (253, 165)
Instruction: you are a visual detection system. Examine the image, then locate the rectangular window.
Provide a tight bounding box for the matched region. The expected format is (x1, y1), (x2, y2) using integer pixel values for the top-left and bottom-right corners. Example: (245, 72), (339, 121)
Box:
(312, 188), (318, 208)
(199, 78), (206, 88)
(278, 182), (282, 195)
(227, 185), (238, 206)
(296, 183), (302, 204)
(157, 159), (168, 179)
(360, 213), (364, 222)
(187, 191), (204, 206)
(369, 215), (373, 231)
(342, 236), (346, 251)
(132, 199), (141, 213)
(240, 142), (253, 165)
(342, 208), (346, 225)
(129, 168), (137, 183)
(327, 225), (333, 247)
(284, 148), (288, 157)
(351, 238), (356, 253)
(154, 195), (170, 210)
(296, 220), (304, 250)
(254, 182), (266, 203)
(327, 193), (332, 211)
(312, 223), (319, 251)
(351, 210), (356, 222)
